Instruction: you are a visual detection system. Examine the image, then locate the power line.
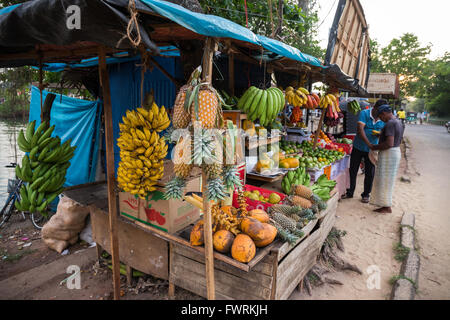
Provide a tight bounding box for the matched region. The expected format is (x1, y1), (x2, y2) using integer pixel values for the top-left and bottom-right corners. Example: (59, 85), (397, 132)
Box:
(317, 0), (338, 29)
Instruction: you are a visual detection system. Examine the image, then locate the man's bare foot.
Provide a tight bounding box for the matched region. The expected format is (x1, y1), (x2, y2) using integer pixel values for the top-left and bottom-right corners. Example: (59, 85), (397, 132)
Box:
(374, 207), (392, 214)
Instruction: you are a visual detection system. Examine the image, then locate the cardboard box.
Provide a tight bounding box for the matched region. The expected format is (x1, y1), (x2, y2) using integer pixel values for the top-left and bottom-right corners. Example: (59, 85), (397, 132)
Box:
(119, 176), (201, 234)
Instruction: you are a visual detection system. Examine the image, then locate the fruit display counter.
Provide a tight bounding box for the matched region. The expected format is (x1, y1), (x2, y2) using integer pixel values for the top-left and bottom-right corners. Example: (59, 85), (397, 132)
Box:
(168, 191), (339, 300)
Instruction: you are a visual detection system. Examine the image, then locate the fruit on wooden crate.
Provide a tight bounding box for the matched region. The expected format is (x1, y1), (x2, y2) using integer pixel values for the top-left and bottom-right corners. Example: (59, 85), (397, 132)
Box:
(213, 230), (235, 254)
(190, 220), (205, 246)
(248, 209), (270, 223)
(231, 234), (256, 263)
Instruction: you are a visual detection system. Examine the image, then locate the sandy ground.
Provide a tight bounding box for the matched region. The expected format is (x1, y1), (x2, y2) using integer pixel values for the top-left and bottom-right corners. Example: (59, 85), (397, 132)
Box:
(290, 124), (450, 300)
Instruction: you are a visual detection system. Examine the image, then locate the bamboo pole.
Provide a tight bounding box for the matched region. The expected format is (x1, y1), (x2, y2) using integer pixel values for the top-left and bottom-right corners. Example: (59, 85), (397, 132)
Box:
(201, 37), (216, 300)
(98, 46), (121, 300)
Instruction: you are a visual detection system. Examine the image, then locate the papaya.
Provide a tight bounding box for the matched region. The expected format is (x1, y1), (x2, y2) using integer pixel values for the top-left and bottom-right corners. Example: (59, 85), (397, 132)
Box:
(253, 223), (277, 247)
(231, 234), (256, 263)
(248, 209), (270, 223)
(240, 217), (275, 244)
(213, 230), (235, 253)
(190, 220), (204, 246)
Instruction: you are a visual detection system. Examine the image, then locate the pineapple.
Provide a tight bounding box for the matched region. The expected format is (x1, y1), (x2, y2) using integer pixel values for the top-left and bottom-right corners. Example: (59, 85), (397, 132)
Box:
(164, 176), (186, 200)
(289, 195), (312, 209)
(206, 177), (227, 201)
(293, 184), (313, 199)
(269, 219), (298, 245)
(223, 165), (243, 191)
(271, 212), (297, 232)
(173, 136), (192, 179)
(191, 87), (221, 129)
(172, 85), (190, 129)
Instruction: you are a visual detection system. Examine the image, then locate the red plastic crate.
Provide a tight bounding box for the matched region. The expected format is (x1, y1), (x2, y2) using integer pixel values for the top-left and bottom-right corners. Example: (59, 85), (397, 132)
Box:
(232, 184), (286, 211)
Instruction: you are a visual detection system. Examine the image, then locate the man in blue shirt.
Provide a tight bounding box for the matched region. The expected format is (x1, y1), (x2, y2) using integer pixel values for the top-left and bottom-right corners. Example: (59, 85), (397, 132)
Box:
(342, 99), (386, 203)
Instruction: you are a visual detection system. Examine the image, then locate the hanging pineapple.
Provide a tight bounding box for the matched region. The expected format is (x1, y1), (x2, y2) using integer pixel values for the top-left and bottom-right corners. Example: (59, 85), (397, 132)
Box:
(172, 67), (201, 129)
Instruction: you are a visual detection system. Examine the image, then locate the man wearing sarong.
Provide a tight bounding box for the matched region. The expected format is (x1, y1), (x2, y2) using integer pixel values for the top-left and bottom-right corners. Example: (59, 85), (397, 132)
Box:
(341, 99), (386, 203)
(369, 105), (404, 213)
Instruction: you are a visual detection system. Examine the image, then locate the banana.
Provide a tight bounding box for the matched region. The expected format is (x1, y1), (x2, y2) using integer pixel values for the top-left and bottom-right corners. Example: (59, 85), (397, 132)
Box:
(36, 200), (48, 213)
(255, 90), (268, 120)
(237, 86), (257, 111)
(17, 130), (31, 152)
(248, 89), (264, 119)
(243, 88), (259, 113)
(298, 87), (309, 95)
(264, 89), (274, 125)
(37, 125), (55, 146)
(15, 165), (24, 180)
(25, 120), (36, 142)
(136, 107), (149, 118)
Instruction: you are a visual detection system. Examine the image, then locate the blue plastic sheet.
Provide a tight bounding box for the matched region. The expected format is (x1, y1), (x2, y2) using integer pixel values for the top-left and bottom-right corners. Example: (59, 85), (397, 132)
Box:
(140, 0), (260, 46)
(0, 4), (20, 15)
(29, 86), (101, 187)
(36, 47), (180, 72)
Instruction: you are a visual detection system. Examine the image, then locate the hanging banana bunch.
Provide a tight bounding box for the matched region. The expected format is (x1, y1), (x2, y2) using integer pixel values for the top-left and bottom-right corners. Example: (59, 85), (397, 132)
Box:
(117, 96), (170, 198)
(15, 120), (75, 216)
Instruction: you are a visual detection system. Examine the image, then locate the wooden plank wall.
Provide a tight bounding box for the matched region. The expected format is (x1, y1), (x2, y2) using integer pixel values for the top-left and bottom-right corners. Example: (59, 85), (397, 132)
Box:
(90, 206), (169, 280)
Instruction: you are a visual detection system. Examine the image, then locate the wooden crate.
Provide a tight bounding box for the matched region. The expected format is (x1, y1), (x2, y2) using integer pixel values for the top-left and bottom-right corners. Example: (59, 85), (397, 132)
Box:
(169, 193), (339, 300)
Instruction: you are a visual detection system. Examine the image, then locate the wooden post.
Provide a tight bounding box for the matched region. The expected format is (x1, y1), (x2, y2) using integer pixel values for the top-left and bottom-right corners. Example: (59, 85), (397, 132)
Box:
(313, 109), (326, 149)
(201, 37), (217, 300)
(228, 48), (235, 96)
(98, 46), (121, 300)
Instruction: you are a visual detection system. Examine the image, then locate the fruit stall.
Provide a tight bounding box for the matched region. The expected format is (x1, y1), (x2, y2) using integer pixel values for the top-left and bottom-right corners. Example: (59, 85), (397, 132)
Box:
(0, 0), (368, 300)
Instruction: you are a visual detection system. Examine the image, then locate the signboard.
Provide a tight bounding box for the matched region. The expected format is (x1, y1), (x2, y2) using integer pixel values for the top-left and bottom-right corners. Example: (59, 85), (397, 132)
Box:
(325, 0), (370, 88)
(366, 73), (399, 98)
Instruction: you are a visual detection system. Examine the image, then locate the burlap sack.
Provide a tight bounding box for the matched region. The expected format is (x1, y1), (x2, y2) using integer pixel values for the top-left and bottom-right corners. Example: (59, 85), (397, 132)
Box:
(41, 196), (90, 253)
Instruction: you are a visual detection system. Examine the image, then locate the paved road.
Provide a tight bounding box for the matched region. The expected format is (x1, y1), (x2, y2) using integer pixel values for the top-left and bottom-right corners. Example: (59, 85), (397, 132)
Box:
(403, 123), (450, 299)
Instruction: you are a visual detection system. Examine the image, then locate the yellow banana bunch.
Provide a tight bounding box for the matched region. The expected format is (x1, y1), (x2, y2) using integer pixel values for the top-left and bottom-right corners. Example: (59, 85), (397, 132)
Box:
(284, 86), (310, 108)
(117, 103), (170, 199)
(319, 93), (341, 111)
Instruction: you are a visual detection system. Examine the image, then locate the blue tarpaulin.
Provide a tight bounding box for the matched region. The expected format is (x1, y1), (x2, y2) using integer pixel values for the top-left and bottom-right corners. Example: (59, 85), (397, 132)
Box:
(29, 86), (102, 187)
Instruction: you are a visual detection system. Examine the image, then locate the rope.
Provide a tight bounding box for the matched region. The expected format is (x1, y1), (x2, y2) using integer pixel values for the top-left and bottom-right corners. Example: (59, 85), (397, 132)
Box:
(244, 0), (249, 28)
(126, 0), (142, 48)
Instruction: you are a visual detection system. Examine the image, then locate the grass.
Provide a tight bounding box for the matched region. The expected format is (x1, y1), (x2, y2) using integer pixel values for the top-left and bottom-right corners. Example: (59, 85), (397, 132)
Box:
(389, 275), (418, 290)
(393, 242), (410, 262)
(1, 248), (36, 262)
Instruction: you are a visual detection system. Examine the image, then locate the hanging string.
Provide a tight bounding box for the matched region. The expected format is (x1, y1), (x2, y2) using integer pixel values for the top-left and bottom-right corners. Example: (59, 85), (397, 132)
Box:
(126, 0), (142, 48)
(138, 46), (150, 106)
(244, 0), (249, 28)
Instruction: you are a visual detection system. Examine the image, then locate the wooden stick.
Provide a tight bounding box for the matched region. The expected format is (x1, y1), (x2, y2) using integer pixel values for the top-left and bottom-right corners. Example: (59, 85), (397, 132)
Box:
(40, 93), (56, 123)
(313, 109), (326, 149)
(201, 172), (215, 300)
(201, 37), (217, 300)
(98, 46), (121, 301)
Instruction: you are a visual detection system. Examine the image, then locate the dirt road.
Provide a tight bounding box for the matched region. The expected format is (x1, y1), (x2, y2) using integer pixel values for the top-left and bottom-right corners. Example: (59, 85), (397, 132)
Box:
(402, 124), (450, 299)
(291, 123), (450, 300)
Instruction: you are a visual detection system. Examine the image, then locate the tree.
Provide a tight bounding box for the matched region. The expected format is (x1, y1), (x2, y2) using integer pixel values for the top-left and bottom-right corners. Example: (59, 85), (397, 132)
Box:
(200, 0), (324, 59)
(424, 53), (450, 117)
(369, 39), (384, 73)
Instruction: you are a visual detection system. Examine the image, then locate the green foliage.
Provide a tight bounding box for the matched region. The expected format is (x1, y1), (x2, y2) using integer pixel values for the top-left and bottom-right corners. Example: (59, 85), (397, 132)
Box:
(393, 242), (410, 262)
(375, 33), (432, 97)
(423, 53), (450, 117)
(200, 0), (324, 59)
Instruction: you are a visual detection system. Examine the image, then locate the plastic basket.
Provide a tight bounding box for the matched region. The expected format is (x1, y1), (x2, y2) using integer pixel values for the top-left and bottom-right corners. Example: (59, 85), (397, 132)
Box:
(7, 179), (20, 194)
(232, 184), (286, 211)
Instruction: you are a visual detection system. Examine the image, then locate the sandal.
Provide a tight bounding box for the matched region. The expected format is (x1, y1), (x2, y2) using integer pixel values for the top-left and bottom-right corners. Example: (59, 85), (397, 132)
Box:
(361, 197), (370, 203)
(341, 193), (353, 200)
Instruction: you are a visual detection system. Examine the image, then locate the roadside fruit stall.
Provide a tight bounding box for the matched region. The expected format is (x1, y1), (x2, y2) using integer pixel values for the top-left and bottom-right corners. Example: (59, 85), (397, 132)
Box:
(0, 0), (366, 300)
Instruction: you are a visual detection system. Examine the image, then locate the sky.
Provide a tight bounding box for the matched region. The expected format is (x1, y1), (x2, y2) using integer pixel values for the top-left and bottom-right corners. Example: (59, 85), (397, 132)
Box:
(317, 0), (450, 59)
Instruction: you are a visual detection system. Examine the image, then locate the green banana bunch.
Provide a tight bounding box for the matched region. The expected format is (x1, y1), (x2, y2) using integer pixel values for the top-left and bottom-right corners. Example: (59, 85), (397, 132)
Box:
(281, 166), (311, 195)
(348, 100), (361, 115)
(237, 87), (285, 127)
(15, 121), (76, 216)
